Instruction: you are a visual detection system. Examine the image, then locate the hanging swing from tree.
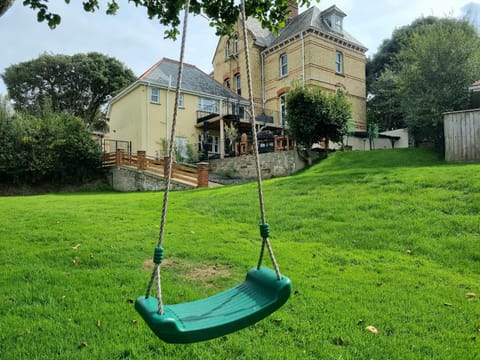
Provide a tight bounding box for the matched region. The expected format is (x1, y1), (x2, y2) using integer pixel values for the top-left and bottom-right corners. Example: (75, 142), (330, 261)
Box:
(135, 0), (292, 344)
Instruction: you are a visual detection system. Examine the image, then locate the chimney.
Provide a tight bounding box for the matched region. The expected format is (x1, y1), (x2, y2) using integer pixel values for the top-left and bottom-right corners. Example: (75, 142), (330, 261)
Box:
(288, 1), (299, 18)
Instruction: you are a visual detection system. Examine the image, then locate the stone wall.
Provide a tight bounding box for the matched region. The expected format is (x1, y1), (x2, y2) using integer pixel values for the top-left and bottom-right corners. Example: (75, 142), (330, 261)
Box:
(208, 150), (318, 179)
(109, 166), (194, 192)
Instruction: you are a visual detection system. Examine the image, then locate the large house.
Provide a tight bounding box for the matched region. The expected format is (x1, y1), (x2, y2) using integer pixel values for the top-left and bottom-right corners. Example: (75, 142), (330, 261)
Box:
(107, 4), (368, 159)
(107, 58), (247, 159)
(212, 3), (367, 137)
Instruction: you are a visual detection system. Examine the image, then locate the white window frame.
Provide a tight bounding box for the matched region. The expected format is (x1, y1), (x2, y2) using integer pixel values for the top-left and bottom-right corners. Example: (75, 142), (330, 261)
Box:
(177, 93), (184, 108)
(199, 134), (219, 154)
(334, 16), (343, 32)
(151, 87), (160, 104)
(335, 51), (343, 74)
(225, 40), (231, 58)
(280, 53), (288, 77)
(198, 97), (219, 113)
(175, 136), (188, 159)
(232, 34), (239, 55)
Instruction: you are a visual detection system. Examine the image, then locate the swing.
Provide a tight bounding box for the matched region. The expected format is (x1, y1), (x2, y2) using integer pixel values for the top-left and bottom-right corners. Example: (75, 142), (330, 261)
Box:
(135, 0), (291, 344)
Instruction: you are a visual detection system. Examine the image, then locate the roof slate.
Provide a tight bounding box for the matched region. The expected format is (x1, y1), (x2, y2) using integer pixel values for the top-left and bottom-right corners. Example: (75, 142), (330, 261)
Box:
(246, 5), (366, 51)
(246, 18), (276, 47)
(140, 58), (244, 101)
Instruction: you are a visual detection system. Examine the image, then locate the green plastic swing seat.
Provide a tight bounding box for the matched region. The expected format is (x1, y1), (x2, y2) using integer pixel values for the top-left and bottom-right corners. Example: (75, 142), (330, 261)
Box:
(135, 266), (291, 343)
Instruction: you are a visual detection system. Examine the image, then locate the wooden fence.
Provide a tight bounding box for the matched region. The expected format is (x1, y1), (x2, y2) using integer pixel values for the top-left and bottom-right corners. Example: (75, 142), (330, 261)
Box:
(103, 149), (209, 188)
(444, 109), (480, 162)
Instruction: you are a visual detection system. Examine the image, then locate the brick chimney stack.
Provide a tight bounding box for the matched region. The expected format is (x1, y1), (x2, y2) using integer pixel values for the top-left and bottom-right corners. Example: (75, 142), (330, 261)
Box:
(288, 1), (299, 18)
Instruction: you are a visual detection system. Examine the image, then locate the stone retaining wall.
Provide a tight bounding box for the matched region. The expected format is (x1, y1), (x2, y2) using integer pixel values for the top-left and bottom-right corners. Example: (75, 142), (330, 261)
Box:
(109, 166), (193, 192)
(209, 150), (318, 179)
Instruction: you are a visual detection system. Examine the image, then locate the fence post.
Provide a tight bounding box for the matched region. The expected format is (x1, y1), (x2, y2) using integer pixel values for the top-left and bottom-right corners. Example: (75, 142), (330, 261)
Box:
(197, 162), (209, 188)
(116, 149), (124, 166)
(137, 150), (146, 170)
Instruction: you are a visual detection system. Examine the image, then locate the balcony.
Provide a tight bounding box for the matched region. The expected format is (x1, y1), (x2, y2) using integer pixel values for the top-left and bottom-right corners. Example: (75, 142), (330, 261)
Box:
(196, 100), (283, 129)
(197, 99), (246, 124)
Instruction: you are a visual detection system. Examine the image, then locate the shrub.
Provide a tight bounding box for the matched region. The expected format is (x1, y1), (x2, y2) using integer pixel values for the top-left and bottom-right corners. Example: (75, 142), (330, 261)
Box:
(0, 110), (102, 185)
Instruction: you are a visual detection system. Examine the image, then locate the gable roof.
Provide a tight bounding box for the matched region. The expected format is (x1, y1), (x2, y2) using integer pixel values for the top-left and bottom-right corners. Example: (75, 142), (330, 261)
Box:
(139, 58), (244, 101)
(246, 5), (366, 53)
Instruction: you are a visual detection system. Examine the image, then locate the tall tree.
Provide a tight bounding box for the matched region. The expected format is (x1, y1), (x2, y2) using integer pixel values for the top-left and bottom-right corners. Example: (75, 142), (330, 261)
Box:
(366, 17), (442, 132)
(21, 0), (313, 38)
(397, 18), (480, 150)
(366, 16), (440, 86)
(367, 68), (403, 131)
(286, 85), (351, 164)
(2, 52), (136, 129)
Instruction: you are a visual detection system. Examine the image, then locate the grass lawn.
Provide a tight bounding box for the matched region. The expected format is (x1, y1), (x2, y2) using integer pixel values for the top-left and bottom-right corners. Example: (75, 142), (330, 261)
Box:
(0, 148), (479, 359)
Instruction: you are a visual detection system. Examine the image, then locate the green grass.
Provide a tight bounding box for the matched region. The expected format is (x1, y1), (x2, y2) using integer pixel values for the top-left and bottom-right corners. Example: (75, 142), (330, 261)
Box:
(0, 148), (479, 359)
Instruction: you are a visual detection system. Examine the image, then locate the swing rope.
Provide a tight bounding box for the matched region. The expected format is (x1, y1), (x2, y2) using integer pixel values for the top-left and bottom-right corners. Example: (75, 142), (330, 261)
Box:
(144, 0), (191, 315)
(240, 0), (281, 280)
(144, 0), (283, 316)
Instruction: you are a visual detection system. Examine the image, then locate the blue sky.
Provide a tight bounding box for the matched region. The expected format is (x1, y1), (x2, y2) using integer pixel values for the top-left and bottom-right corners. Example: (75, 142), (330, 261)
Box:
(1, 0), (479, 94)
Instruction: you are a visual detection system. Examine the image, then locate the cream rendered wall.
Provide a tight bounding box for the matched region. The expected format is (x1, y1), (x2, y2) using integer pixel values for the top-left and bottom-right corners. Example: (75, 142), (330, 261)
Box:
(173, 91), (203, 152)
(108, 85), (145, 152)
(108, 84), (202, 157)
(146, 87), (202, 157)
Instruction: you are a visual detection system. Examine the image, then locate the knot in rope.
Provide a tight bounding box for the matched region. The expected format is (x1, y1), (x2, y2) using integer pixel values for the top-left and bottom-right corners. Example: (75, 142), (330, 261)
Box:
(153, 246), (164, 265)
(259, 223), (270, 238)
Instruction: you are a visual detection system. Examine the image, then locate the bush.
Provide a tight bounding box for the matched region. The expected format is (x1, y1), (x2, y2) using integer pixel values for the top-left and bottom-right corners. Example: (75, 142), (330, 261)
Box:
(0, 110), (102, 185)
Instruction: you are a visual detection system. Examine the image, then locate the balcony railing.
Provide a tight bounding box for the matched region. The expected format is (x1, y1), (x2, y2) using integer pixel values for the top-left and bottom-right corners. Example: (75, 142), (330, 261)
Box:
(197, 99), (247, 123)
(196, 100), (283, 129)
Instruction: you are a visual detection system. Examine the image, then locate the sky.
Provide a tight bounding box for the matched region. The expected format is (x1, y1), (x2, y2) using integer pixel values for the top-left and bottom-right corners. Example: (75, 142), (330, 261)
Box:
(1, 0), (479, 95)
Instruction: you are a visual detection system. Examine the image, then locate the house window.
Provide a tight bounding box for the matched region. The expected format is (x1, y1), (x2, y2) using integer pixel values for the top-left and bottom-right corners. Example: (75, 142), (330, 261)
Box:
(280, 53), (288, 77)
(175, 136), (188, 160)
(198, 97), (219, 113)
(198, 134), (219, 154)
(235, 74), (241, 95)
(334, 16), (343, 32)
(151, 87), (160, 103)
(224, 78), (231, 89)
(177, 93), (184, 108)
(335, 51), (343, 74)
(226, 40), (231, 58)
(280, 94), (287, 128)
(232, 34), (238, 55)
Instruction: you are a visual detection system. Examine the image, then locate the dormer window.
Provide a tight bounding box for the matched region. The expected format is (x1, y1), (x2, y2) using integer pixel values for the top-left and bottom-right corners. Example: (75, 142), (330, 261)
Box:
(322, 5), (346, 34)
(333, 15), (343, 32)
